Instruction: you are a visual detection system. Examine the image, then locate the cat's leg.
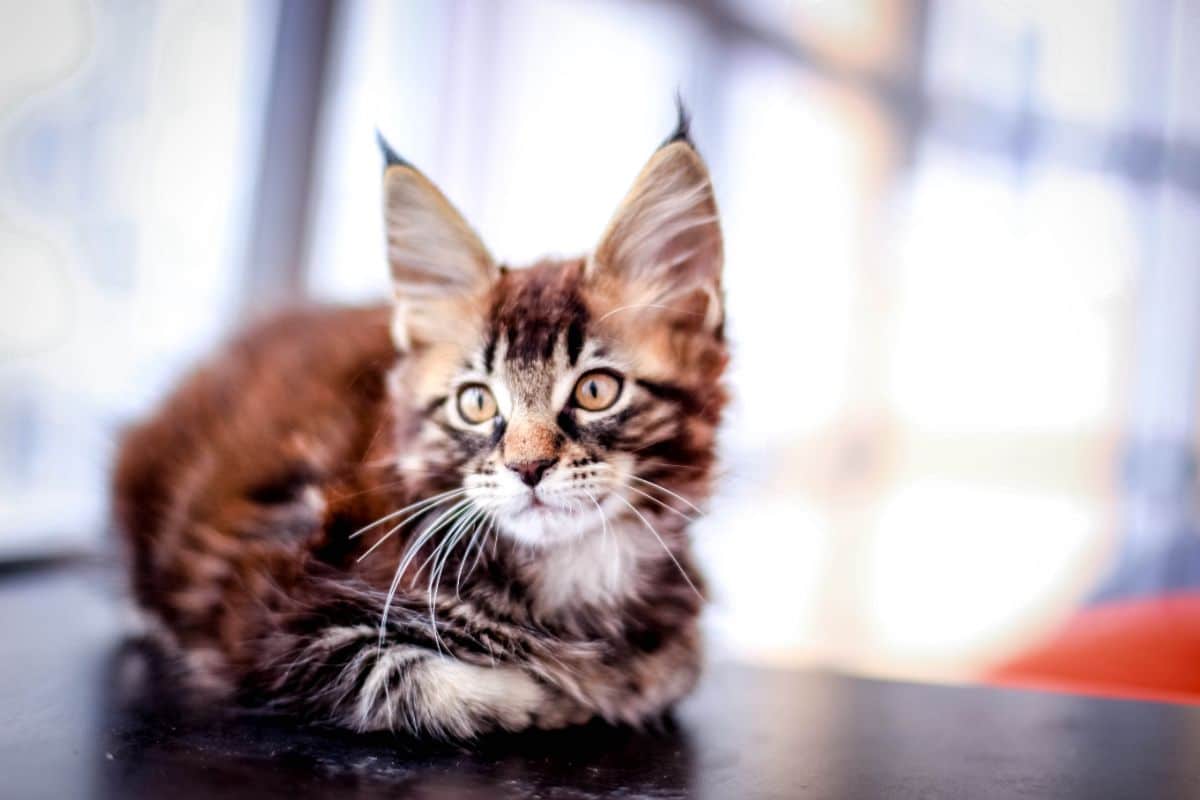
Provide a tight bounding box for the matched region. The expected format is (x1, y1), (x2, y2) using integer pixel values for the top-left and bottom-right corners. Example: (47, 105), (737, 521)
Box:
(346, 642), (550, 736)
(249, 622), (587, 738)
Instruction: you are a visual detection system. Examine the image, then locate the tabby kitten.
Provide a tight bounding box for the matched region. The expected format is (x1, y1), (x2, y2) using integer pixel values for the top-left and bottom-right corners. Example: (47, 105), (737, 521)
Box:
(114, 109), (728, 739)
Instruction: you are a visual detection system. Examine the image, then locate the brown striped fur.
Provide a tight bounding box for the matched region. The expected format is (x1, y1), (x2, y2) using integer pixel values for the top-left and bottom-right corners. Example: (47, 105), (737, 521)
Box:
(114, 111), (728, 738)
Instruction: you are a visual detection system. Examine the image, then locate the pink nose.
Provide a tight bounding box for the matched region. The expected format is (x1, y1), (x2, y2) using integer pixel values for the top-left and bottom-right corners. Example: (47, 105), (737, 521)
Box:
(507, 459), (556, 487)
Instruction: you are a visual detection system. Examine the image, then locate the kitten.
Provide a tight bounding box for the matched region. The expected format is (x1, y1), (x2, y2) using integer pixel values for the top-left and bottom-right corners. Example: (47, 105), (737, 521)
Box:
(113, 107), (728, 739)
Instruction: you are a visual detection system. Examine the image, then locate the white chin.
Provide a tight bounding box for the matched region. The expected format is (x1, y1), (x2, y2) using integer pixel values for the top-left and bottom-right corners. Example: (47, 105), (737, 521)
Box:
(497, 505), (591, 547)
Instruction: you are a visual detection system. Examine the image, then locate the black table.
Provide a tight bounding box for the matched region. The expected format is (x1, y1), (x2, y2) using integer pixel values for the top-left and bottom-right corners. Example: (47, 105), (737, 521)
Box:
(4, 564), (1199, 799)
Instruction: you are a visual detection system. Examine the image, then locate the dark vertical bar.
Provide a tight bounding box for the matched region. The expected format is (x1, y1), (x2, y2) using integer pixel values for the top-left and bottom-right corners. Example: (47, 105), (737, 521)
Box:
(241, 0), (336, 315)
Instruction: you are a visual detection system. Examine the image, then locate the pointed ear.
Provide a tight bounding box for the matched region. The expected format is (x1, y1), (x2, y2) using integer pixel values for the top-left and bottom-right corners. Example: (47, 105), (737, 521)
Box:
(379, 135), (496, 350)
(587, 138), (723, 332)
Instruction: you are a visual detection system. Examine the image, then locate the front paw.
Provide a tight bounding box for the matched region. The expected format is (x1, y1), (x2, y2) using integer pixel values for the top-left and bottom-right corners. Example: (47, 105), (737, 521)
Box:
(427, 661), (593, 733)
(420, 659), (551, 735)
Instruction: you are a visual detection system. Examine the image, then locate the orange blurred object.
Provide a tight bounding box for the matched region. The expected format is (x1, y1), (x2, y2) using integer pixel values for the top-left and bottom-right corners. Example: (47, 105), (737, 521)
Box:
(989, 593), (1200, 705)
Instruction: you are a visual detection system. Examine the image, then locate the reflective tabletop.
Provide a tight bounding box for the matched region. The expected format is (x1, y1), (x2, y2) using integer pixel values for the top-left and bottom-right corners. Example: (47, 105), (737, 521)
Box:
(4, 565), (1199, 799)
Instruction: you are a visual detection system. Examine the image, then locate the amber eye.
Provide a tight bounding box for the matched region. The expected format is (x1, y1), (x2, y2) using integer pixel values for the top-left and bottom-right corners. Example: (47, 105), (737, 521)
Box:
(456, 384), (498, 424)
(572, 370), (622, 412)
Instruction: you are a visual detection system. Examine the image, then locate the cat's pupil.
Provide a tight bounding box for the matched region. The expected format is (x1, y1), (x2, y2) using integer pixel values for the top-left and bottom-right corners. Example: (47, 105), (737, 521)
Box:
(587, 382), (597, 398)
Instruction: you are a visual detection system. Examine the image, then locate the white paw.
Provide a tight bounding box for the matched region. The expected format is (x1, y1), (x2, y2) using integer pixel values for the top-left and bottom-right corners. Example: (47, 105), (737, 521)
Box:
(421, 658), (546, 732)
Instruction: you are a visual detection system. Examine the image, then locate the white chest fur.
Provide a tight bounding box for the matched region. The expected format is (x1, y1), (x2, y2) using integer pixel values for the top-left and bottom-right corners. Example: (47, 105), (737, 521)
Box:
(526, 516), (660, 613)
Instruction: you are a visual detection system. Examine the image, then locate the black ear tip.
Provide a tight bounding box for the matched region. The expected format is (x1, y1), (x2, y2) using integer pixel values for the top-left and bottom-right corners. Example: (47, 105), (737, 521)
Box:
(376, 129), (413, 171)
(660, 93), (694, 149)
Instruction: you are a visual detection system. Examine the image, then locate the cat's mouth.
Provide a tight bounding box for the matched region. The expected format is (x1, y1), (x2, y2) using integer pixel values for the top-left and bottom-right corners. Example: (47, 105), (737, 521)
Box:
(504, 490), (593, 529)
(466, 469), (617, 546)
(514, 493), (559, 516)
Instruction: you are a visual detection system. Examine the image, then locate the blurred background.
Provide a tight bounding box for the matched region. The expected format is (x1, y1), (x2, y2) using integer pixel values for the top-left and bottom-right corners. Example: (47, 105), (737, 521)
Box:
(2, 0), (1199, 694)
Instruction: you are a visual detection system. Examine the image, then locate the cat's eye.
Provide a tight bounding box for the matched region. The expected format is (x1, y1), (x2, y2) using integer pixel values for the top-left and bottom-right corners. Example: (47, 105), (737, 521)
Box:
(572, 370), (622, 412)
(456, 384), (498, 424)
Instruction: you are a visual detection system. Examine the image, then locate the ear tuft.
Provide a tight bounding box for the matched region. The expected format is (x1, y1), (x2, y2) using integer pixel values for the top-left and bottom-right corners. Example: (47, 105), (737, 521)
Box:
(375, 130), (412, 171)
(660, 93), (694, 150)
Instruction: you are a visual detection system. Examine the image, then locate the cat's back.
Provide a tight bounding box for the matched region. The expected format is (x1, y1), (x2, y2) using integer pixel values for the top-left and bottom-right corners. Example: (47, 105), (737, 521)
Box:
(113, 304), (396, 585)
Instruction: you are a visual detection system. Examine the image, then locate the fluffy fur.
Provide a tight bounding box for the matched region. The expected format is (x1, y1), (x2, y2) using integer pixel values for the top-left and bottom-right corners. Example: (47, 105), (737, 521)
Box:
(114, 112), (729, 738)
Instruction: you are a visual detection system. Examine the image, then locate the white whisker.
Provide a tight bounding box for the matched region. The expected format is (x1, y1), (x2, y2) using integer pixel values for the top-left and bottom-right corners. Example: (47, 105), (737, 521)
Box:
(623, 484), (696, 522)
(614, 495), (703, 600)
(628, 475), (705, 516)
(425, 506), (485, 652)
(400, 500), (472, 582)
(597, 302), (703, 324)
(638, 460), (707, 473)
(584, 490), (615, 559)
(355, 491), (467, 563)
(455, 509), (494, 597)
(454, 526), (482, 599)
(378, 498), (472, 645)
(350, 487), (467, 539)
(470, 513), (498, 584)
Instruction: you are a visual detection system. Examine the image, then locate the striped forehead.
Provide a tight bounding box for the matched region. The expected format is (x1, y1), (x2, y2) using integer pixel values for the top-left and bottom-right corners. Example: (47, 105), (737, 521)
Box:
(484, 261), (589, 366)
(475, 260), (592, 407)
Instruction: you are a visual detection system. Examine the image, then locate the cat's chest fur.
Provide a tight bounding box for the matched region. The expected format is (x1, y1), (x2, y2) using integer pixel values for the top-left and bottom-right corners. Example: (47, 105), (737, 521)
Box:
(520, 516), (661, 614)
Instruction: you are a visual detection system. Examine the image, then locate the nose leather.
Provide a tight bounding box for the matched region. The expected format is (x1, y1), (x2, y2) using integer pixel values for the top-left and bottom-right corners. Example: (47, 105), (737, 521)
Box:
(507, 458), (556, 487)
(502, 416), (560, 484)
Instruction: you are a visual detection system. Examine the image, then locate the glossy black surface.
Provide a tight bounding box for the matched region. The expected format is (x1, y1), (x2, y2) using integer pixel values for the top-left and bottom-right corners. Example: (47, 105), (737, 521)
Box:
(5, 565), (1200, 799)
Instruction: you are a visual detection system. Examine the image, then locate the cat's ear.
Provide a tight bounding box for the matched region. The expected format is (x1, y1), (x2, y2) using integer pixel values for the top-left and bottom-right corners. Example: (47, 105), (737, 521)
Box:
(587, 110), (723, 333)
(378, 133), (496, 351)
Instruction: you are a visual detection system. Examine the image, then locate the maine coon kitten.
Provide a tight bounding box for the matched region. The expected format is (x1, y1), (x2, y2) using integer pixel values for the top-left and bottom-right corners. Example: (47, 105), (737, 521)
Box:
(113, 109), (728, 738)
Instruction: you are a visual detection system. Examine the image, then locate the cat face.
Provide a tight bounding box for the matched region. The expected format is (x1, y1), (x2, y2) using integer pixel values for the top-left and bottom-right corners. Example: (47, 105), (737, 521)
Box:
(382, 122), (727, 547)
